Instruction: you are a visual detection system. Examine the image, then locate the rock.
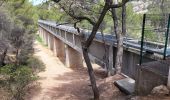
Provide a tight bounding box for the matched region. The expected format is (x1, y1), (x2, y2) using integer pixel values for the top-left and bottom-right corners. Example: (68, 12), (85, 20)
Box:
(151, 85), (169, 96)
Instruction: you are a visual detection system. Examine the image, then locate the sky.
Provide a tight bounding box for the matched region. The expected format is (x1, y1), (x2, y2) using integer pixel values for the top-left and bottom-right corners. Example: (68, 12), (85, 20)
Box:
(29, 0), (45, 5)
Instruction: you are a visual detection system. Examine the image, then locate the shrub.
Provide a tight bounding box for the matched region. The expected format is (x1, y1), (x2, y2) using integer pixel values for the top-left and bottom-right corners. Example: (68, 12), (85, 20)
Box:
(27, 56), (45, 74)
(0, 64), (36, 100)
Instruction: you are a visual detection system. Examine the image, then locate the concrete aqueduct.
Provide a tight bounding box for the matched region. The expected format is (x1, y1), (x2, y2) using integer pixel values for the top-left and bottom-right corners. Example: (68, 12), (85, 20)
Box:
(38, 20), (170, 95)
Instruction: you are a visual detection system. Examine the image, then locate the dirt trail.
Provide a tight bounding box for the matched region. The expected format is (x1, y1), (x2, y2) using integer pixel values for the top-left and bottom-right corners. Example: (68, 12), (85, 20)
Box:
(27, 42), (96, 100)
(25, 41), (129, 100)
(25, 41), (170, 100)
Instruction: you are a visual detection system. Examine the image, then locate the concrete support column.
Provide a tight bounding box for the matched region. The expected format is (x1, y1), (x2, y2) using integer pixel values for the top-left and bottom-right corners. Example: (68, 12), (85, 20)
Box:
(65, 45), (83, 68)
(50, 34), (54, 51)
(56, 39), (65, 63)
(41, 28), (45, 44)
(39, 28), (42, 39)
(53, 37), (58, 56)
(168, 67), (170, 88)
(45, 30), (48, 45)
(42, 29), (45, 42)
(38, 27), (41, 37)
(40, 28), (42, 39)
(47, 32), (51, 49)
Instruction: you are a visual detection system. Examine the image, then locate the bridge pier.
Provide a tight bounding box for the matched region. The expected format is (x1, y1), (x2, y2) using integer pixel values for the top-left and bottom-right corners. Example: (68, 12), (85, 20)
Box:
(55, 38), (66, 63)
(53, 36), (58, 56)
(40, 28), (44, 44)
(39, 27), (44, 42)
(44, 30), (48, 45)
(39, 27), (83, 68)
(108, 46), (115, 75)
(168, 67), (170, 88)
(47, 32), (54, 50)
(65, 45), (83, 68)
(40, 28), (46, 45)
(50, 34), (54, 51)
(38, 27), (42, 39)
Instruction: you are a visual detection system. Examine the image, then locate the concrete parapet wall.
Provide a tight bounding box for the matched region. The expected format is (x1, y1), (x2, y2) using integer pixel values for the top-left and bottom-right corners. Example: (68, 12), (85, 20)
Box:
(135, 60), (170, 95)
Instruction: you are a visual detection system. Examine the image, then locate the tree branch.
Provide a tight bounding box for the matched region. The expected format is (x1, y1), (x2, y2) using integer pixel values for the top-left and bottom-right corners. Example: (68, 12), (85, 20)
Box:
(74, 20), (81, 33)
(56, 22), (70, 26)
(0, 0), (6, 7)
(109, 0), (129, 8)
(83, 3), (109, 49)
(52, 0), (61, 3)
(59, 3), (95, 25)
(51, 0), (95, 25)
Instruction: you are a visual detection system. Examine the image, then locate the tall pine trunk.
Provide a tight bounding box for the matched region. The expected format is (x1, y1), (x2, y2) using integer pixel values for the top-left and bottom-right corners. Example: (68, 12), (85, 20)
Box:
(115, 33), (124, 74)
(111, 4), (126, 74)
(81, 4), (109, 100)
(82, 47), (99, 100)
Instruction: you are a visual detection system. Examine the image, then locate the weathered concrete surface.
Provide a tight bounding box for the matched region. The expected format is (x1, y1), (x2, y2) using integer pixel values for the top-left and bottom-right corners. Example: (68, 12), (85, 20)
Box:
(56, 38), (66, 63)
(135, 60), (170, 95)
(65, 45), (83, 68)
(45, 30), (48, 45)
(114, 78), (135, 95)
(47, 33), (54, 50)
(53, 37), (58, 56)
(168, 66), (170, 88)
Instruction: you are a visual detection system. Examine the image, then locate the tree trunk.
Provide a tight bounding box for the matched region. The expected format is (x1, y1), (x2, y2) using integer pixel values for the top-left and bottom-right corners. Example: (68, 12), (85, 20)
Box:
(122, 4), (126, 35)
(80, 4), (109, 99)
(111, 4), (126, 74)
(115, 33), (124, 74)
(82, 47), (99, 100)
(0, 48), (7, 67)
(52, 0), (128, 98)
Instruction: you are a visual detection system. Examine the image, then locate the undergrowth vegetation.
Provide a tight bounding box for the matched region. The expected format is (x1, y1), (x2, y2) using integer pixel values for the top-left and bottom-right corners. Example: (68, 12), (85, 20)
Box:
(0, 0), (45, 100)
(0, 56), (45, 100)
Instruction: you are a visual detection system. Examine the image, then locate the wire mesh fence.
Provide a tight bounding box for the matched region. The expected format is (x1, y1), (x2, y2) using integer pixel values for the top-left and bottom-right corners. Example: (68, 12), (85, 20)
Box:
(140, 14), (170, 64)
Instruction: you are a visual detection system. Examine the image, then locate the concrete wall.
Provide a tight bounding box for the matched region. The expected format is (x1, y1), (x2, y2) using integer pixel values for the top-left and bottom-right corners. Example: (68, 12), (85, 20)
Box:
(168, 67), (170, 88)
(135, 60), (170, 95)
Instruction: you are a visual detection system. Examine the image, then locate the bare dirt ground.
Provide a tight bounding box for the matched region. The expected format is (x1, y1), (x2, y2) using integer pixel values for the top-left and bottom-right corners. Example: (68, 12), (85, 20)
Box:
(25, 41), (125, 100)
(25, 42), (170, 100)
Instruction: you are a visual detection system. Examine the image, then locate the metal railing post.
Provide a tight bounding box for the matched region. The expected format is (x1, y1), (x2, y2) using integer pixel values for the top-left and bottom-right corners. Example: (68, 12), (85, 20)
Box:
(163, 14), (170, 60)
(140, 14), (146, 65)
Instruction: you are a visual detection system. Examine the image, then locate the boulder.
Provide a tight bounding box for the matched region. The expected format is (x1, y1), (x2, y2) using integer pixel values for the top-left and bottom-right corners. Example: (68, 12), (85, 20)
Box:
(151, 85), (169, 96)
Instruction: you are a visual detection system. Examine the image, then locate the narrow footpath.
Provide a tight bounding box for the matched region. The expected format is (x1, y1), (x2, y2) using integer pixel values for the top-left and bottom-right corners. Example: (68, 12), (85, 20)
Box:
(27, 41), (95, 100)
(26, 41), (128, 100)
(26, 42), (170, 100)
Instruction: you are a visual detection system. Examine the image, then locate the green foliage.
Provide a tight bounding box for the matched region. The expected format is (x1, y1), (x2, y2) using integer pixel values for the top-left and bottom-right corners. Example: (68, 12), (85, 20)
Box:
(36, 34), (48, 47)
(36, 34), (43, 43)
(37, 2), (65, 22)
(0, 64), (14, 76)
(0, 1), (45, 99)
(0, 64), (35, 84)
(145, 30), (157, 42)
(0, 51), (45, 99)
(0, 64), (37, 100)
(27, 56), (45, 74)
